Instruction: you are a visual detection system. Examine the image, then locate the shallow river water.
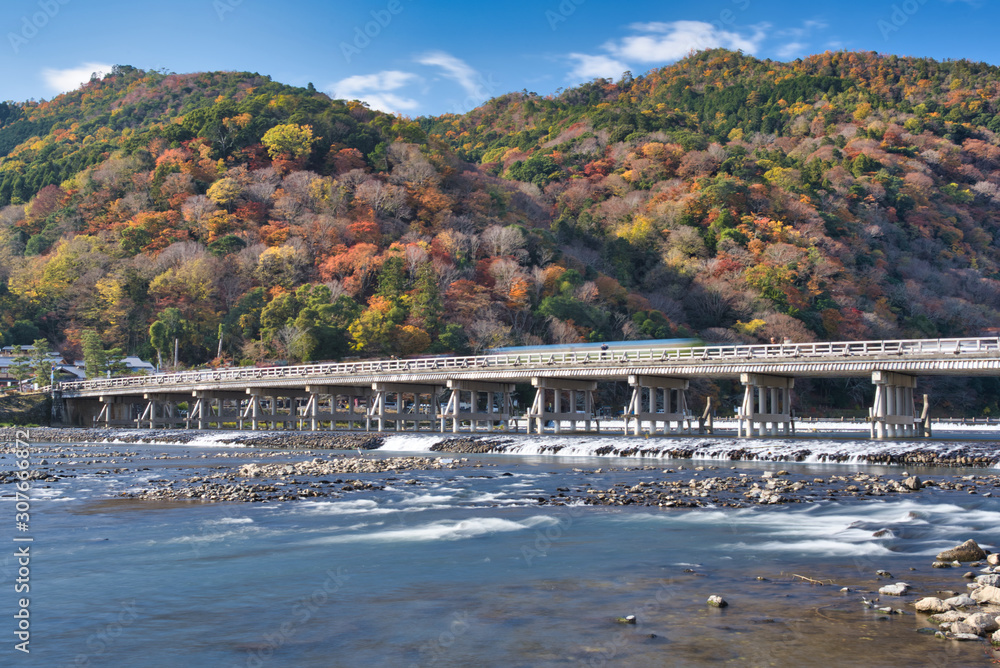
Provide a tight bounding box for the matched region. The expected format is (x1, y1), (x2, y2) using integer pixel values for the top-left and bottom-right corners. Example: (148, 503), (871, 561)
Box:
(2, 434), (999, 667)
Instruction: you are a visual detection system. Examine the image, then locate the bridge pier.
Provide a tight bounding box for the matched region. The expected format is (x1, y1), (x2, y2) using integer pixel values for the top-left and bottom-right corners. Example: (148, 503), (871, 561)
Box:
(139, 393), (189, 429)
(245, 389), (311, 430)
(442, 380), (514, 433)
(305, 385), (371, 430)
(96, 396), (141, 427)
(737, 374), (794, 438)
(625, 375), (692, 435)
(190, 391), (249, 429)
(370, 383), (443, 432)
(870, 371), (918, 439)
(527, 378), (597, 434)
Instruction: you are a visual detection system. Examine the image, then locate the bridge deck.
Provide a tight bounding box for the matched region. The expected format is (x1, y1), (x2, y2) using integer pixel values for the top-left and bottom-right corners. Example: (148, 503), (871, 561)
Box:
(58, 336), (1000, 399)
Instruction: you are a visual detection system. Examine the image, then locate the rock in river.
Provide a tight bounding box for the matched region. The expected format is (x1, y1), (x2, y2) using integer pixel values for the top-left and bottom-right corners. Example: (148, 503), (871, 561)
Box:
(936, 539), (987, 562)
(914, 597), (950, 613)
(943, 594), (977, 609)
(878, 582), (910, 596)
(707, 595), (728, 608)
(975, 573), (1000, 587)
(972, 585), (1000, 606)
(962, 612), (1000, 636)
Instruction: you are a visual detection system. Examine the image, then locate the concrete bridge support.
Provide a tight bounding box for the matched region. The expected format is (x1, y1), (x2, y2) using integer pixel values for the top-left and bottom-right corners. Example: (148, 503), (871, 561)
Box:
(442, 380), (514, 433)
(527, 378), (597, 434)
(138, 393), (189, 429)
(370, 383), (443, 432)
(96, 395), (141, 427)
(870, 371), (918, 439)
(625, 375), (692, 435)
(305, 385), (372, 430)
(738, 374), (795, 438)
(190, 391), (249, 429)
(245, 389), (311, 430)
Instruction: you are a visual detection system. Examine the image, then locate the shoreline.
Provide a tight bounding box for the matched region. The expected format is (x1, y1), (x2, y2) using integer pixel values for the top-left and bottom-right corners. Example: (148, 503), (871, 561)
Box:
(3, 425), (999, 468)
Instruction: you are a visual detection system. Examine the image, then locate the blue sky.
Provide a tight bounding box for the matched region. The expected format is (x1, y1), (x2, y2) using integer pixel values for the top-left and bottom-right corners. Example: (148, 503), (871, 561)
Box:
(0, 0), (995, 116)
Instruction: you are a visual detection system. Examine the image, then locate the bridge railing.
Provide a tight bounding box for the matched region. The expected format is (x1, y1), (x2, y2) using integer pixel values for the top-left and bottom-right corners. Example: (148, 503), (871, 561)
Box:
(58, 336), (1000, 394)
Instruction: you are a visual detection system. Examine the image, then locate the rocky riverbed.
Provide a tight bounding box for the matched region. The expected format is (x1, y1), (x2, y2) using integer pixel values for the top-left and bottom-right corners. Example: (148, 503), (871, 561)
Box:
(430, 435), (1000, 467)
(4, 432), (997, 507)
(3, 427), (1000, 467)
(0, 426), (385, 449)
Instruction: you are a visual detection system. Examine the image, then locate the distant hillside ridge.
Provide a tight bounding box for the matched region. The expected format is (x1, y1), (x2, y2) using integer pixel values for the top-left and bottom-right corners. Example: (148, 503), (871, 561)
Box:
(0, 50), (999, 412)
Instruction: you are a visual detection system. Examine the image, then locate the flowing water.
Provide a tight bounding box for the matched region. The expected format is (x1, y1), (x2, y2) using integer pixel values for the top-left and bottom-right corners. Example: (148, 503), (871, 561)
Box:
(3, 434), (1000, 667)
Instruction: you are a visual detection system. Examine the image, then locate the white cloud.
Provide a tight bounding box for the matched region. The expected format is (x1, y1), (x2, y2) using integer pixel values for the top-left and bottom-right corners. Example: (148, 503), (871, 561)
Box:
(776, 41), (806, 59)
(42, 62), (114, 93)
(778, 19), (828, 39)
(608, 20), (768, 62)
(330, 70), (422, 113)
(416, 51), (492, 100)
(774, 19), (829, 59)
(567, 53), (630, 81)
(564, 20), (769, 82)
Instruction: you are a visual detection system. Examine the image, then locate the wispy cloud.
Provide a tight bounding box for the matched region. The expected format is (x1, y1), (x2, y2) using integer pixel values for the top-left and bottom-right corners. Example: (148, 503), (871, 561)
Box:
(330, 70), (422, 113)
(776, 41), (807, 59)
(775, 19), (829, 60)
(42, 62), (114, 93)
(416, 51), (481, 97)
(567, 53), (630, 81)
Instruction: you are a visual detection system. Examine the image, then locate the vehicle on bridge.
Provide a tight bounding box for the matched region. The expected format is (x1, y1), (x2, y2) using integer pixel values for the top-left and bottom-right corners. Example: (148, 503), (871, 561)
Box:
(489, 338), (699, 357)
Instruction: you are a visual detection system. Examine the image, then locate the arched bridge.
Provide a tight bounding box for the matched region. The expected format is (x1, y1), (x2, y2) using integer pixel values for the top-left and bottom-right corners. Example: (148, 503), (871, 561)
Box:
(56, 337), (1000, 440)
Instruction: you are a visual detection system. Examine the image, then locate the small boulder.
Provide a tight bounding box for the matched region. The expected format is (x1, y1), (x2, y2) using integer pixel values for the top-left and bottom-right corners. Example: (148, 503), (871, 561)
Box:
(879, 582), (910, 596)
(937, 539), (988, 562)
(992, 628), (1000, 644)
(949, 632), (983, 641)
(987, 553), (1000, 566)
(963, 612), (1000, 635)
(952, 622), (979, 636)
(943, 594), (977, 608)
(904, 476), (922, 490)
(929, 610), (968, 624)
(972, 585), (1000, 606)
(914, 597), (950, 613)
(976, 573), (1000, 587)
(707, 595), (728, 608)
(616, 615), (636, 624)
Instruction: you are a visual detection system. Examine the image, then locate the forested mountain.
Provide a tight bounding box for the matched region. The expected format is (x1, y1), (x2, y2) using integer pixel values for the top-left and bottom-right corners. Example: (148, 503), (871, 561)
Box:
(2, 52), (1000, 410)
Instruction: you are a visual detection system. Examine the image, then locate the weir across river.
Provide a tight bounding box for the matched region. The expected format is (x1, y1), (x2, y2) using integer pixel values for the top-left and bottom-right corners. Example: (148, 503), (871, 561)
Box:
(54, 337), (1000, 440)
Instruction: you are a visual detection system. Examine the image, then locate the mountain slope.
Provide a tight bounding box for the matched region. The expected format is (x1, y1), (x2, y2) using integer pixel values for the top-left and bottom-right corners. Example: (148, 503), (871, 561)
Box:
(1, 51), (1000, 410)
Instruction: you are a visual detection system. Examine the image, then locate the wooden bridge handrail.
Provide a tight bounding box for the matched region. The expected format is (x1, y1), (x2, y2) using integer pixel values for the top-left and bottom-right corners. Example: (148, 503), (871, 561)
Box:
(57, 336), (1000, 395)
